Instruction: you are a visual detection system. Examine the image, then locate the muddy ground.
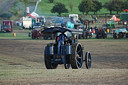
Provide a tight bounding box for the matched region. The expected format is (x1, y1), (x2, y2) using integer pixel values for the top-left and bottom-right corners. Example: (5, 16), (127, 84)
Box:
(0, 38), (128, 85)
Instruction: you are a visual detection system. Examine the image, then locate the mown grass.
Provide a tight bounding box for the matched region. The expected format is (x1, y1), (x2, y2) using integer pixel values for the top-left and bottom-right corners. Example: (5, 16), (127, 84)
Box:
(0, 32), (31, 40)
(0, 36), (128, 82)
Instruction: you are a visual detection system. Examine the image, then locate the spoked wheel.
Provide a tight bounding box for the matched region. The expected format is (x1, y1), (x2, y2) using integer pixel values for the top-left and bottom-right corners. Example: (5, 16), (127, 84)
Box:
(71, 43), (83, 69)
(85, 51), (91, 69)
(44, 46), (58, 69)
(64, 64), (70, 69)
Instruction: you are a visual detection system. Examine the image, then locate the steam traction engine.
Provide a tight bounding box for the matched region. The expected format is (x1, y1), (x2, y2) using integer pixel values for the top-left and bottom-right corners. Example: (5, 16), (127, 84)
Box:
(42, 27), (92, 69)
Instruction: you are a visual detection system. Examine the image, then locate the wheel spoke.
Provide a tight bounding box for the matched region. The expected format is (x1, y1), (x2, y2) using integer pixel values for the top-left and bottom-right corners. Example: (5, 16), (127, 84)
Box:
(88, 61), (91, 67)
(77, 48), (82, 54)
(77, 50), (81, 54)
(76, 47), (82, 68)
(77, 60), (82, 67)
(77, 56), (81, 59)
(77, 50), (82, 59)
(88, 58), (91, 62)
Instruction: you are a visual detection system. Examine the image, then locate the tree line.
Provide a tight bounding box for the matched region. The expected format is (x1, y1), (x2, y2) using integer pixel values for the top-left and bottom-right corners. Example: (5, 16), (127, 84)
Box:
(51, 0), (128, 16)
(1, 0), (128, 19)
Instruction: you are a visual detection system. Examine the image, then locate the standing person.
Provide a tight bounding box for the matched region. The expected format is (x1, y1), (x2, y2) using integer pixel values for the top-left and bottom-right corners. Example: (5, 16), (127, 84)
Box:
(86, 30), (89, 39)
(102, 29), (105, 39)
(22, 26), (25, 31)
(95, 26), (98, 35)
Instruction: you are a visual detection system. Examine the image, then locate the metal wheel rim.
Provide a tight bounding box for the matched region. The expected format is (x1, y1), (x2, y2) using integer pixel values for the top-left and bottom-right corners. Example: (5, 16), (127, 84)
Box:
(86, 52), (91, 69)
(76, 45), (83, 68)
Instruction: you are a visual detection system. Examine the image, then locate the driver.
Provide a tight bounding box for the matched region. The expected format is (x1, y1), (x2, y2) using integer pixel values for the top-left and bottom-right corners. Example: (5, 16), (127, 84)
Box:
(56, 32), (71, 54)
(57, 34), (66, 54)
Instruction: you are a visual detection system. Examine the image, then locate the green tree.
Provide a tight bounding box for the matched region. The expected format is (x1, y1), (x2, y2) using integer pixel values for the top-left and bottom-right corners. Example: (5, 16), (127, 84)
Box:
(112, 0), (123, 14)
(19, 0), (37, 6)
(104, 0), (123, 14)
(49, 0), (54, 3)
(122, 0), (128, 10)
(9, 1), (25, 17)
(104, 1), (114, 15)
(0, 12), (12, 19)
(19, 0), (37, 3)
(19, 0), (30, 4)
(69, 2), (73, 11)
(92, 0), (102, 14)
(78, 0), (94, 15)
(51, 3), (68, 16)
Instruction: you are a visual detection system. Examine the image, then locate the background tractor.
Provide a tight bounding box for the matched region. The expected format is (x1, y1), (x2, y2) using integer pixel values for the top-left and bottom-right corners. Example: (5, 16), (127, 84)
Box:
(32, 29), (42, 39)
(113, 28), (128, 39)
(96, 29), (107, 39)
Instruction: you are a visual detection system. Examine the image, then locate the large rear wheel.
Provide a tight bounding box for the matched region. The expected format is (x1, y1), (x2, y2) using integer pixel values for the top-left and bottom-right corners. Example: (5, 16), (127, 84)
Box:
(71, 43), (83, 69)
(44, 46), (58, 69)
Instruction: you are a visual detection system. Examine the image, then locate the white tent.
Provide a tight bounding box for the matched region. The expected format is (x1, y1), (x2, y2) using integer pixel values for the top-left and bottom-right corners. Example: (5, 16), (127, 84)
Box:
(28, 12), (39, 18)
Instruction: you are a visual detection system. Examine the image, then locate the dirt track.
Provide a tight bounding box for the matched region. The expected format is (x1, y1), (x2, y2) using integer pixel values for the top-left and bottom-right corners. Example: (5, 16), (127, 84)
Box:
(0, 39), (128, 85)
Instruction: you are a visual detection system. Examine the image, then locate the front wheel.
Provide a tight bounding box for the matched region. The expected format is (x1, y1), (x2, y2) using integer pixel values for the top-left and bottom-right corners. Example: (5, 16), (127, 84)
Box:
(85, 51), (91, 69)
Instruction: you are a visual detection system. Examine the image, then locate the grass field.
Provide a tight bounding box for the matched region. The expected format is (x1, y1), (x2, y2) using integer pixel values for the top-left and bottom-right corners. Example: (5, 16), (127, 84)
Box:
(0, 29), (128, 85)
(38, 0), (114, 16)
(0, 32), (31, 40)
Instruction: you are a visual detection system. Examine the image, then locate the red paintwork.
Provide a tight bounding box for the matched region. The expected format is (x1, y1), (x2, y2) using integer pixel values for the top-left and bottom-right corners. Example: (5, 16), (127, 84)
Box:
(3, 20), (13, 32)
(32, 29), (42, 39)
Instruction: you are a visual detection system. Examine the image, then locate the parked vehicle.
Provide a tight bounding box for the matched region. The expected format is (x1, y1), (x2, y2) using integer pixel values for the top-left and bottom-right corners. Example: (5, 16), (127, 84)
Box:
(32, 22), (42, 29)
(22, 17), (32, 29)
(69, 14), (81, 29)
(83, 30), (92, 39)
(96, 29), (107, 39)
(32, 29), (42, 39)
(3, 20), (13, 32)
(113, 28), (128, 39)
(42, 27), (92, 69)
(69, 14), (80, 24)
(31, 22), (42, 39)
(15, 21), (22, 26)
(37, 16), (46, 27)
